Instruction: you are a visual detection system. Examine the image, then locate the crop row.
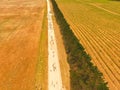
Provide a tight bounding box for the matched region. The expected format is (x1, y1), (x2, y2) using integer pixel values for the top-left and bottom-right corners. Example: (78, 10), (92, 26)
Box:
(59, 6), (120, 89)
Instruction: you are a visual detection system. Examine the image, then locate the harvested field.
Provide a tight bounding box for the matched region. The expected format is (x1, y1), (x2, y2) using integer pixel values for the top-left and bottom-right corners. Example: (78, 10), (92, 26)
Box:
(55, 0), (120, 89)
(0, 0), (46, 90)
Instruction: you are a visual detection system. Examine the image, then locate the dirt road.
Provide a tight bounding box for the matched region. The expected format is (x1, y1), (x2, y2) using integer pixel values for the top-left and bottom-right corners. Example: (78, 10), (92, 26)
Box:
(47, 0), (64, 90)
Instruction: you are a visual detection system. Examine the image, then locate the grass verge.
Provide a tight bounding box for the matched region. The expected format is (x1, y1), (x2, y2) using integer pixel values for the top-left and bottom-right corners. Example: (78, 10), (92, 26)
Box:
(35, 5), (48, 90)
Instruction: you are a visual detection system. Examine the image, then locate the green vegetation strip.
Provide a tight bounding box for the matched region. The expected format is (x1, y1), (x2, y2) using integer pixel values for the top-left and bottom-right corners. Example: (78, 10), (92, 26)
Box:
(51, 0), (109, 90)
(35, 7), (48, 90)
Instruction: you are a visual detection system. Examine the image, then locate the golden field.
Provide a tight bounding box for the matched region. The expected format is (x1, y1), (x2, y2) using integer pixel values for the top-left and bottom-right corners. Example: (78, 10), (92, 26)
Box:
(55, 0), (120, 89)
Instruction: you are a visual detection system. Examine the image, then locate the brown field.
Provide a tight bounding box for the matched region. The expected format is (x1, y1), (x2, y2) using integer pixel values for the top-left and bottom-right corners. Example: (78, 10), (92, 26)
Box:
(56, 0), (120, 89)
(0, 0), (46, 90)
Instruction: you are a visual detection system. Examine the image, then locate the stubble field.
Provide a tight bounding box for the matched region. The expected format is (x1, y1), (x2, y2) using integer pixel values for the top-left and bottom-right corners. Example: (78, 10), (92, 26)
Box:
(55, 0), (120, 89)
(0, 0), (46, 90)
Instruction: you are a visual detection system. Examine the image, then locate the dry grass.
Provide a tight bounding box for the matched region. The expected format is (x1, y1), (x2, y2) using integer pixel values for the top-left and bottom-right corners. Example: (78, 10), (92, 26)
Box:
(0, 0), (46, 90)
(56, 0), (120, 89)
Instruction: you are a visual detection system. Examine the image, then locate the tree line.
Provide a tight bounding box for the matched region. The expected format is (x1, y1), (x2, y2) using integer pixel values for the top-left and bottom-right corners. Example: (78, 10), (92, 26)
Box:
(50, 0), (109, 89)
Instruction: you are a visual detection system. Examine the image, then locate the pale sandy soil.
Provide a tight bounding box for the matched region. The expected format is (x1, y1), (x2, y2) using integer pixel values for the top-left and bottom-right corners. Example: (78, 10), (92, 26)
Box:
(47, 0), (64, 90)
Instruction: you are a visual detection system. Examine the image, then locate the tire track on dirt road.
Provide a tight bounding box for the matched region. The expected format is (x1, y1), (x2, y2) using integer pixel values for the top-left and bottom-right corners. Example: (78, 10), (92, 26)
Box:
(47, 0), (65, 90)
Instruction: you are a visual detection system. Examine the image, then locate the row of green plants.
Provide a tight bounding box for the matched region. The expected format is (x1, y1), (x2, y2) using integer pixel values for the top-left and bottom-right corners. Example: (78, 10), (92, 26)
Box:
(51, 0), (109, 89)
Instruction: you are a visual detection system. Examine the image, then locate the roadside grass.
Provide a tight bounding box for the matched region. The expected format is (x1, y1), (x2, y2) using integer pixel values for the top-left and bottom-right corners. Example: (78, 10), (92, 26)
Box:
(35, 6), (48, 90)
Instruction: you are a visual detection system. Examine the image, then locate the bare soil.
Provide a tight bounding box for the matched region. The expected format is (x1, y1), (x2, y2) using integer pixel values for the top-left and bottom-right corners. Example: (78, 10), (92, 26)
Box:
(0, 0), (45, 90)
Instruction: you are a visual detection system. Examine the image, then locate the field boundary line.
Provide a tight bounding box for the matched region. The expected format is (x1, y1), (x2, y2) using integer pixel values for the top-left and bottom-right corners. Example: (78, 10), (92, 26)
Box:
(89, 3), (120, 16)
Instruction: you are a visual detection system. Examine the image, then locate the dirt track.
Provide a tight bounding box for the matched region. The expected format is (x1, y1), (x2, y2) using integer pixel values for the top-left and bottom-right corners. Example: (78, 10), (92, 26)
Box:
(0, 0), (45, 89)
(47, 0), (64, 90)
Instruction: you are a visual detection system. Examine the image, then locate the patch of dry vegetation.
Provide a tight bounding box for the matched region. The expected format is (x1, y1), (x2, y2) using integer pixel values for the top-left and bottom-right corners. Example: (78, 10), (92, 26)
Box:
(0, 0), (46, 90)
